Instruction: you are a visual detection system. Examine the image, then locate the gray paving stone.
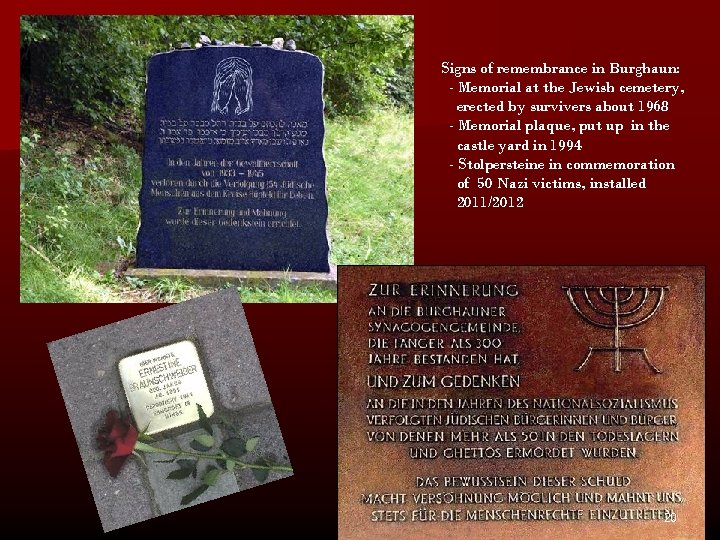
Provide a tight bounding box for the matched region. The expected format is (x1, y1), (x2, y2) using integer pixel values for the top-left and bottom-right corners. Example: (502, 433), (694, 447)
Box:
(232, 406), (293, 490)
(194, 291), (271, 410)
(47, 289), (289, 531)
(83, 456), (155, 532)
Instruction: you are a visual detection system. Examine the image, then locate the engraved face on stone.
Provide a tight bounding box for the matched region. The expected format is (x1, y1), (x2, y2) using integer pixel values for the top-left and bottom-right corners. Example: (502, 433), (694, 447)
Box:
(118, 341), (214, 435)
(211, 57), (253, 115)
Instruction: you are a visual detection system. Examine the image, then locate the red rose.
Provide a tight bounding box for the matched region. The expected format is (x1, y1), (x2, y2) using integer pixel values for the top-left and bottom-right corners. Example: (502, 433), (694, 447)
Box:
(97, 410), (138, 477)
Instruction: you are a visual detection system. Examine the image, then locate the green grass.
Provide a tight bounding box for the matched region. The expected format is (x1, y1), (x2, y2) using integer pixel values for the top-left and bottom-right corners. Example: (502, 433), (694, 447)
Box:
(238, 282), (336, 303)
(326, 110), (413, 265)
(20, 249), (115, 303)
(20, 109), (413, 303)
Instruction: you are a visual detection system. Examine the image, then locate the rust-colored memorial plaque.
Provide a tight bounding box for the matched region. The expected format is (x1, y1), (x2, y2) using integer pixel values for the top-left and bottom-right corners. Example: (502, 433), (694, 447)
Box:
(338, 266), (704, 539)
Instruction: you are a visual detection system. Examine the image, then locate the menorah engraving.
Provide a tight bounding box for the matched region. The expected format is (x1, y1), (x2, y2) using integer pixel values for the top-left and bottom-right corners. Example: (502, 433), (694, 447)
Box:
(563, 286), (668, 373)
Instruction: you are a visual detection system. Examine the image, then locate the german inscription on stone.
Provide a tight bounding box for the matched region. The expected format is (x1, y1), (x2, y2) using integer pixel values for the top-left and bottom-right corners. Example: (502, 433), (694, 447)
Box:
(136, 46), (330, 272)
(119, 341), (214, 435)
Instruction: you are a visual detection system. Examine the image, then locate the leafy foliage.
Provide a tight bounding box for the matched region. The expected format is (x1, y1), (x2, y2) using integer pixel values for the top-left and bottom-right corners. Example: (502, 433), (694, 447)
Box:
(220, 437), (247, 458)
(252, 458), (270, 483)
(167, 467), (193, 480)
(159, 404), (291, 505)
(21, 15), (413, 122)
(180, 484), (209, 505)
(190, 433), (214, 451)
(197, 403), (213, 435)
(21, 16), (145, 123)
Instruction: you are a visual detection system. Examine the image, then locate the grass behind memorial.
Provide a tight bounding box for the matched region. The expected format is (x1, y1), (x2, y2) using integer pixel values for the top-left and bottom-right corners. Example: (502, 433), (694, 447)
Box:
(20, 110), (413, 303)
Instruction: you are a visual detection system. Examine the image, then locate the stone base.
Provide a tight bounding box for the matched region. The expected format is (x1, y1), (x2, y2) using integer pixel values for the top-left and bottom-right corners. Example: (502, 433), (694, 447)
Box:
(126, 266), (337, 291)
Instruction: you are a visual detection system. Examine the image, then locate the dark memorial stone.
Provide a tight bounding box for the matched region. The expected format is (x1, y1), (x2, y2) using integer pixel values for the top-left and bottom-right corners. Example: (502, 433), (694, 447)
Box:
(136, 46), (330, 272)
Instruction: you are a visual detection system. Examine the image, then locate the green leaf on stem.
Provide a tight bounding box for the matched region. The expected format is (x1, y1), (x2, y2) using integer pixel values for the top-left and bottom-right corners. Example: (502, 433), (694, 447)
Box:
(197, 403), (212, 435)
(173, 458), (198, 479)
(252, 458), (269, 483)
(134, 441), (159, 453)
(132, 450), (147, 468)
(215, 412), (239, 435)
(221, 437), (246, 457)
(167, 467), (193, 480)
(181, 484), (209, 505)
(190, 433), (214, 451)
(245, 436), (260, 452)
(202, 466), (221, 486)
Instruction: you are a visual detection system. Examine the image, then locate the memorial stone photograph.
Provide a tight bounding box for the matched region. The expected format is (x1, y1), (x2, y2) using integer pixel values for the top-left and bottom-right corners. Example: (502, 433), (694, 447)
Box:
(20, 15), (414, 303)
